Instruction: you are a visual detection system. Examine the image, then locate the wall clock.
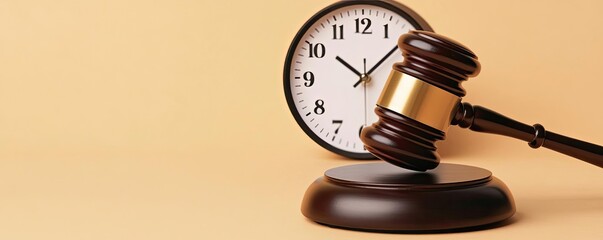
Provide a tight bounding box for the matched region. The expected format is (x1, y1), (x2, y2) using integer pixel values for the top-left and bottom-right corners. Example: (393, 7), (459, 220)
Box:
(283, 0), (432, 159)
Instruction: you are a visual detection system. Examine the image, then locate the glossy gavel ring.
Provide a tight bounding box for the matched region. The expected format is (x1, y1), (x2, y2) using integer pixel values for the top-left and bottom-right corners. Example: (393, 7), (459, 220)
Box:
(360, 30), (603, 171)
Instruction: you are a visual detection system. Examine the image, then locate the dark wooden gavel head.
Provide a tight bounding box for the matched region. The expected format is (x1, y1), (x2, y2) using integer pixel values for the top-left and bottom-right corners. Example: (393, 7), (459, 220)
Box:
(360, 30), (481, 171)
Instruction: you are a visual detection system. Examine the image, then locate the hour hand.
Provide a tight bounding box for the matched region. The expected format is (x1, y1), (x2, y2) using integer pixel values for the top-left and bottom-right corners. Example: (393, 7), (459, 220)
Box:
(335, 56), (362, 77)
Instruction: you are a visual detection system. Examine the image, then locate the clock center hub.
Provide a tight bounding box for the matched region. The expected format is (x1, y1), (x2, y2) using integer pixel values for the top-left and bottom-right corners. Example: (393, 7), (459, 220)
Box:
(284, 1), (432, 158)
(361, 73), (372, 84)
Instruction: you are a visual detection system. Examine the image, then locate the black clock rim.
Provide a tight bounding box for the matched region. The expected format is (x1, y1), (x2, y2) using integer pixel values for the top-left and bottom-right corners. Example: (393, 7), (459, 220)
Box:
(283, 0), (434, 160)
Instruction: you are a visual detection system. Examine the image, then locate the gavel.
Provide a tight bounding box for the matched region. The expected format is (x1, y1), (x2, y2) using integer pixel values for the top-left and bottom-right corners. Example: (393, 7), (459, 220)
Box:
(360, 30), (603, 172)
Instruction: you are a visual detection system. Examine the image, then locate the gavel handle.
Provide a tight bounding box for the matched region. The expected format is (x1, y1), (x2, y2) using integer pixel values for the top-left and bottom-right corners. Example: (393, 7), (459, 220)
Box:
(452, 102), (603, 168)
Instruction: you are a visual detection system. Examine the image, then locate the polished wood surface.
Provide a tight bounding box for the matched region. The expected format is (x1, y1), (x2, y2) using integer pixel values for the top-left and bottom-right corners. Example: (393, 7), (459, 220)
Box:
(362, 30), (603, 171)
(361, 106), (443, 171)
(2, 1), (603, 239)
(453, 102), (603, 167)
(361, 30), (481, 171)
(301, 163), (515, 232)
(394, 30), (480, 97)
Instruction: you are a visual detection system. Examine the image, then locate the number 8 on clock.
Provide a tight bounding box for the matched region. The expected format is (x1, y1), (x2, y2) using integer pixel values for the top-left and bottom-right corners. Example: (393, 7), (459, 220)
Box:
(283, 0), (432, 159)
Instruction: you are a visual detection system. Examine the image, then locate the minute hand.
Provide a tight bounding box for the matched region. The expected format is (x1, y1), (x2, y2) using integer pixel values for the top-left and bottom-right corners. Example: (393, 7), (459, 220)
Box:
(367, 46), (398, 75)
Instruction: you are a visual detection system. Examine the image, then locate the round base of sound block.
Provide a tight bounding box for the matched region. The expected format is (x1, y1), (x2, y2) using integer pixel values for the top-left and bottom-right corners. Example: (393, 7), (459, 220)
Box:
(301, 163), (515, 232)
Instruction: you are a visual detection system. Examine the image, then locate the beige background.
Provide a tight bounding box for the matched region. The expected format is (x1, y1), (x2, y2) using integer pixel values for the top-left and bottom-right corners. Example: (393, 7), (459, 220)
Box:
(1, 0), (602, 239)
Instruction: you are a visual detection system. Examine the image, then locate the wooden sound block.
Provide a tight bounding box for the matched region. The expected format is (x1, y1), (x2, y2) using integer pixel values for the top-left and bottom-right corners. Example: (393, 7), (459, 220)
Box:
(301, 163), (515, 232)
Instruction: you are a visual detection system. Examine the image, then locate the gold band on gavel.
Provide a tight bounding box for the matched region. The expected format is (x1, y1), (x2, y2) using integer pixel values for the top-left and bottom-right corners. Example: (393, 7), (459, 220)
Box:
(377, 70), (461, 132)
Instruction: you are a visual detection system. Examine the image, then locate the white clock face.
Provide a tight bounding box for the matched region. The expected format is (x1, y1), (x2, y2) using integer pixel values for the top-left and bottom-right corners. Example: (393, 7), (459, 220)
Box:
(285, 3), (427, 158)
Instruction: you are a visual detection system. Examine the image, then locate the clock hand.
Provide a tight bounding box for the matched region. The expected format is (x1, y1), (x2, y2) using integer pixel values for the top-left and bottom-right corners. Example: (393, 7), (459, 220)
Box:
(353, 78), (363, 88)
(335, 56), (362, 77)
(363, 58), (367, 127)
(366, 46), (398, 75)
(354, 59), (367, 88)
(337, 56), (365, 88)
